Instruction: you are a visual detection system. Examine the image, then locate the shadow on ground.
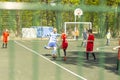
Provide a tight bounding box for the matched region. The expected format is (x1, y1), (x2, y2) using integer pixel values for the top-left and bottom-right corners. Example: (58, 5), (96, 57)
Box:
(43, 51), (120, 75)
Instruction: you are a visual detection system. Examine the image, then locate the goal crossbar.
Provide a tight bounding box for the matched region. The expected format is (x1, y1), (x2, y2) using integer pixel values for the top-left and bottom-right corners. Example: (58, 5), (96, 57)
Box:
(64, 22), (92, 34)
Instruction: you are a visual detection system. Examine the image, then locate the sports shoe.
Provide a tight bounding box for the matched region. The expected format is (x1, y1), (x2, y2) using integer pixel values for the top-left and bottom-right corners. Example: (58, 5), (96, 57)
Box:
(52, 54), (57, 60)
(44, 46), (48, 49)
(63, 56), (67, 61)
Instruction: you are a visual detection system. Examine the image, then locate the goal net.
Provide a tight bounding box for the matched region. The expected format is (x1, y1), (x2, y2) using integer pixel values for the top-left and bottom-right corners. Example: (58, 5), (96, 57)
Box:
(64, 22), (92, 39)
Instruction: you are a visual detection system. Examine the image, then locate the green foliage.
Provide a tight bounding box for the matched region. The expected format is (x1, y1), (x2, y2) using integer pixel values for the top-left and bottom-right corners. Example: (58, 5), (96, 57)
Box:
(21, 11), (33, 28)
(0, 0), (120, 37)
(85, 0), (99, 5)
(62, 0), (80, 5)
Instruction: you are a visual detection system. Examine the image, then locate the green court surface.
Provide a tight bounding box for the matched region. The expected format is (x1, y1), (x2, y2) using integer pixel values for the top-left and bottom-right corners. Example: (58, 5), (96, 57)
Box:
(0, 39), (120, 80)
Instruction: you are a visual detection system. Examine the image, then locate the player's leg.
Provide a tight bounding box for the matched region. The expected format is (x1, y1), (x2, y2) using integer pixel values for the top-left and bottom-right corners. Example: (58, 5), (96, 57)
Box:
(52, 47), (57, 59)
(116, 59), (120, 70)
(108, 39), (110, 45)
(86, 47), (90, 60)
(2, 41), (7, 48)
(92, 53), (96, 61)
(63, 49), (66, 56)
(86, 52), (89, 60)
(44, 42), (52, 49)
(44, 46), (51, 49)
(83, 41), (86, 47)
(63, 49), (67, 61)
(51, 42), (57, 59)
(106, 39), (110, 46)
(84, 39), (87, 47)
(81, 41), (83, 47)
(2, 43), (5, 48)
(106, 39), (108, 45)
(2, 39), (5, 48)
(5, 43), (7, 48)
(5, 41), (8, 48)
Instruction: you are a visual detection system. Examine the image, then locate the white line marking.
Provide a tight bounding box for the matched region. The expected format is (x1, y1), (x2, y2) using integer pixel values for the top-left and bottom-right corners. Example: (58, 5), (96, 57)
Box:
(96, 46), (108, 51)
(14, 41), (87, 80)
(96, 46), (116, 51)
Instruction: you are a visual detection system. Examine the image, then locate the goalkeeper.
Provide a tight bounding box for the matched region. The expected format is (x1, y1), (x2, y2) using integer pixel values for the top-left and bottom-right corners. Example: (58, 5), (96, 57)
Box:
(2, 29), (9, 48)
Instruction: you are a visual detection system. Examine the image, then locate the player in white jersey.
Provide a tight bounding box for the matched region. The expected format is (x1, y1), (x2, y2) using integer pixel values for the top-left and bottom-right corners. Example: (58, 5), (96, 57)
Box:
(44, 28), (59, 59)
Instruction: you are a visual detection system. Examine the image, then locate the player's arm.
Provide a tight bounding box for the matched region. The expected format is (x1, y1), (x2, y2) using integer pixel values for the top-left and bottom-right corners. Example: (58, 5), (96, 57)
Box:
(113, 46), (120, 50)
(57, 33), (61, 37)
(8, 36), (10, 41)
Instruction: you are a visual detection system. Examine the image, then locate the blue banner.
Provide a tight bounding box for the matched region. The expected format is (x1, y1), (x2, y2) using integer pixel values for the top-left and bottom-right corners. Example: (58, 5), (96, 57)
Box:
(32, 26), (53, 38)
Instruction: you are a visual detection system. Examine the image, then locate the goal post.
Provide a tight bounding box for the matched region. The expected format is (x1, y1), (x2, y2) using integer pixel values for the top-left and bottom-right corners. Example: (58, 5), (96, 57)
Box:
(64, 22), (92, 34)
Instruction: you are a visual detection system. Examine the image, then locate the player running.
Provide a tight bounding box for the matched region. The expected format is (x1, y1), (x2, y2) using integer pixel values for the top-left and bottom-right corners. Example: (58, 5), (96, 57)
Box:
(44, 28), (60, 59)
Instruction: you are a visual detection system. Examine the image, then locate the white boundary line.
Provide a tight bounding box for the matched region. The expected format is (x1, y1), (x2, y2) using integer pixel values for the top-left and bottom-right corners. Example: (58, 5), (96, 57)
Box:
(96, 46), (116, 51)
(96, 46), (108, 51)
(14, 41), (87, 80)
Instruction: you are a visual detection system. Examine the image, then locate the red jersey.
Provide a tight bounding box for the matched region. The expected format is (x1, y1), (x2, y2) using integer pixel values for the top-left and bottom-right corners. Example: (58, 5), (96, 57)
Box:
(3, 31), (9, 43)
(86, 34), (94, 52)
(118, 48), (120, 60)
(61, 33), (68, 49)
(62, 38), (68, 49)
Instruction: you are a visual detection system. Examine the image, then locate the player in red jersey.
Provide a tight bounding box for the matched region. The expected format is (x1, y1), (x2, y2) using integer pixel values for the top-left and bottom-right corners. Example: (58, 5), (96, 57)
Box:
(113, 39), (120, 70)
(2, 29), (9, 48)
(61, 32), (68, 61)
(86, 29), (96, 61)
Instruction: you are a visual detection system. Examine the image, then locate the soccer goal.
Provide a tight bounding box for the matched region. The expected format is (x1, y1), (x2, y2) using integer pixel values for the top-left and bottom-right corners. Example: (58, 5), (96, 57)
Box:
(64, 22), (92, 39)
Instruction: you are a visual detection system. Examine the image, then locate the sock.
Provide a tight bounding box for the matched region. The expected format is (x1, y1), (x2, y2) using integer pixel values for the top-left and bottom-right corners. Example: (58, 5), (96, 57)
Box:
(2, 43), (4, 48)
(92, 53), (96, 60)
(86, 53), (89, 60)
(5, 43), (7, 48)
(63, 49), (66, 56)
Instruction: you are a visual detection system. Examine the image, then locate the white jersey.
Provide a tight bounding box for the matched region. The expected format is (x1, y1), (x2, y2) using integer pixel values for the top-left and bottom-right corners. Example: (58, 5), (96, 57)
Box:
(48, 32), (58, 43)
(106, 32), (111, 39)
